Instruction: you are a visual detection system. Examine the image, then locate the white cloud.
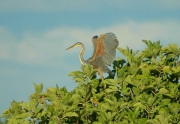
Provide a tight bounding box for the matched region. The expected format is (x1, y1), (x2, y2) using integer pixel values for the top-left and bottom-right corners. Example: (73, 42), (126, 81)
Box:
(0, 20), (180, 67)
(0, 27), (17, 59)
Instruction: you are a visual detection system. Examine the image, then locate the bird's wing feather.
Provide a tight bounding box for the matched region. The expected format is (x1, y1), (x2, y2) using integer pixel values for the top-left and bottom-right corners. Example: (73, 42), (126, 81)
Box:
(92, 33), (119, 66)
(102, 33), (119, 65)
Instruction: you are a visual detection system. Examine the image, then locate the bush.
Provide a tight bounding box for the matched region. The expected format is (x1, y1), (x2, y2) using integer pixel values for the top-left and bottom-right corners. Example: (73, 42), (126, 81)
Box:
(1, 40), (180, 124)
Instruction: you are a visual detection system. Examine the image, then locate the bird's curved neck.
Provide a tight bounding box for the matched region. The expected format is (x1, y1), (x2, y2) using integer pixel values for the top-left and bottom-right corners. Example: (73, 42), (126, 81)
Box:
(79, 44), (87, 65)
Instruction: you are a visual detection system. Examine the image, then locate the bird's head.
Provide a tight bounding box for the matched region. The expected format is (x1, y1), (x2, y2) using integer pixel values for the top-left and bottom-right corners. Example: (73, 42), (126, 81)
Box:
(66, 42), (83, 50)
(93, 35), (98, 39)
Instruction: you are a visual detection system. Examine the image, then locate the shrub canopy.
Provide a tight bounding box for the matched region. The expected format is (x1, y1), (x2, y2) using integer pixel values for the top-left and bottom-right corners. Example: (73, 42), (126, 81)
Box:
(1, 40), (180, 124)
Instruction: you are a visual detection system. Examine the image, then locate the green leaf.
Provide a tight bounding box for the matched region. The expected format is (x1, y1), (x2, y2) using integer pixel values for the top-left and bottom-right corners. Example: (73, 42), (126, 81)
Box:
(147, 97), (155, 106)
(20, 102), (31, 111)
(47, 87), (56, 94)
(102, 79), (118, 85)
(68, 71), (84, 77)
(109, 86), (118, 90)
(1, 109), (10, 118)
(105, 88), (116, 93)
(7, 118), (21, 124)
(49, 120), (56, 124)
(63, 112), (78, 118)
(124, 75), (140, 87)
(133, 106), (140, 119)
(168, 103), (180, 114)
(159, 88), (169, 94)
(160, 99), (171, 107)
(134, 102), (146, 110)
(90, 79), (99, 88)
(172, 66), (180, 73)
(151, 57), (158, 65)
(69, 94), (80, 101)
(68, 71), (76, 76)
(163, 66), (172, 74)
(15, 113), (29, 119)
(73, 77), (84, 83)
(22, 121), (30, 124)
(142, 40), (149, 46)
(105, 98), (114, 105)
(37, 110), (47, 118)
(168, 44), (179, 53)
(92, 122), (103, 124)
(34, 83), (43, 94)
(155, 114), (170, 124)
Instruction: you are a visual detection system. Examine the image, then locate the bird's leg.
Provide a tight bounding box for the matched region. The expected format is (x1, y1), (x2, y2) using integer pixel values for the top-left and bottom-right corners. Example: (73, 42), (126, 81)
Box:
(97, 69), (104, 80)
(98, 69), (106, 88)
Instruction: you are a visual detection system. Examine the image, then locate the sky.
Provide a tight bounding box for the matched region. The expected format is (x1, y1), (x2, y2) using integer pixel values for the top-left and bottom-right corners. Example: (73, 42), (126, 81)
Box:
(0, 0), (180, 120)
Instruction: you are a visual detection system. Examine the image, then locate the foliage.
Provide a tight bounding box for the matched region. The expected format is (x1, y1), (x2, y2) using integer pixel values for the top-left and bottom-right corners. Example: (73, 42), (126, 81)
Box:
(1, 40), (180, 124)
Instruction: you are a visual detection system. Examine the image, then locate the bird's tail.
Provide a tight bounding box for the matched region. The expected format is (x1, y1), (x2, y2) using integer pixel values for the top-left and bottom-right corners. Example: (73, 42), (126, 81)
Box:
(108, 70), (114, 76)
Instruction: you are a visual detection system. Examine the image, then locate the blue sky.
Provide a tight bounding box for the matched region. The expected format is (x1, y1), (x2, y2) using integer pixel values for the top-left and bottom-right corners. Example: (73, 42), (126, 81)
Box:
(0, 0), (180, 118)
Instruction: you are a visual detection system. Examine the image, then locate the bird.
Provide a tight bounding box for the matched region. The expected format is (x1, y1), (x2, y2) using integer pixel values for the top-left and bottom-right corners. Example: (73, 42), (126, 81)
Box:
(66, 32), (119, 80)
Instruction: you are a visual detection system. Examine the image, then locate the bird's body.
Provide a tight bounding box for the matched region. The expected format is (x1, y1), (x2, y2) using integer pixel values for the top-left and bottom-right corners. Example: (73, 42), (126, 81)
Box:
(66, 32), (119, 80)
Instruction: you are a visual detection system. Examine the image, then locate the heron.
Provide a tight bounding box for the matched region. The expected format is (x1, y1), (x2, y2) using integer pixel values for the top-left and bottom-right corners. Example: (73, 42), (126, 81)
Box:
(66, 32), (119, 80)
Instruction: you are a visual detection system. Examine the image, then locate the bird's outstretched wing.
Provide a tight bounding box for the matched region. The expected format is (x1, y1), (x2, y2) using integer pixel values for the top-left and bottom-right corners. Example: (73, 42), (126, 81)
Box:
(92, 33), (119, 66)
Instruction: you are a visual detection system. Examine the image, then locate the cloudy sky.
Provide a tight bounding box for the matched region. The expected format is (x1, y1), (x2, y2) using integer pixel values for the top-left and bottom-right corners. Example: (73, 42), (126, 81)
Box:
(0, 0), (180, 117)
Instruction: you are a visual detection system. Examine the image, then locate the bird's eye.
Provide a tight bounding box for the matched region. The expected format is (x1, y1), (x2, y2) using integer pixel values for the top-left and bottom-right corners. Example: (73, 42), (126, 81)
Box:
(93, 35), (98, 39)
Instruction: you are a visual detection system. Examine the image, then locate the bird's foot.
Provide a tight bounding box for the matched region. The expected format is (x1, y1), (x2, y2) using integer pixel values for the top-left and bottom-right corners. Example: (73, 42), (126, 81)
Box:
(104, 83), (106, 89)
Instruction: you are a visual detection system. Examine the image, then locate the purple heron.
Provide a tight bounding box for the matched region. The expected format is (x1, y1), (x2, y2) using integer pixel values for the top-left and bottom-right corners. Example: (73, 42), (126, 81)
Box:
(66, 32), (119, 80)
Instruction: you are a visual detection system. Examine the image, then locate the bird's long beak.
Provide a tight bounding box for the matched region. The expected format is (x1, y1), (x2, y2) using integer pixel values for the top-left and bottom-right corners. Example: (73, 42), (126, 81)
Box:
(66, 45), (75, 50)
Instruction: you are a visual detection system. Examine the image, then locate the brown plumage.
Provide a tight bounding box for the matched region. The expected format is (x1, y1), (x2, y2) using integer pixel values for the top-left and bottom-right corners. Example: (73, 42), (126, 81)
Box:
(66, 32), (119, 80)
